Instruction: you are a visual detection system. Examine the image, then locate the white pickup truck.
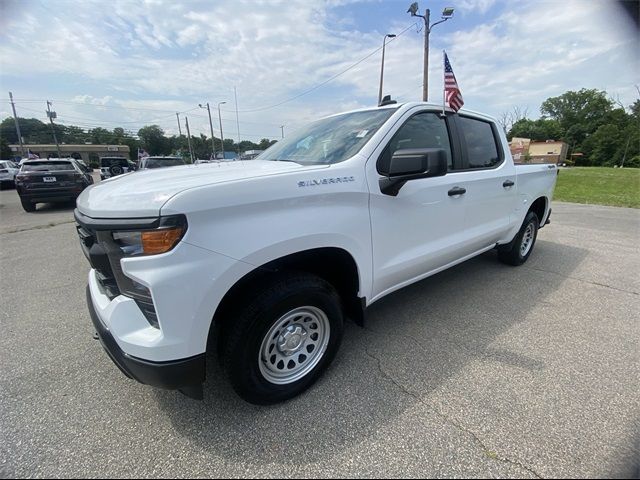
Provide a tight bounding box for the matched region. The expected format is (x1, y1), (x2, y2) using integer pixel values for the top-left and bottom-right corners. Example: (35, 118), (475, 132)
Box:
(75, 102), (557, 404)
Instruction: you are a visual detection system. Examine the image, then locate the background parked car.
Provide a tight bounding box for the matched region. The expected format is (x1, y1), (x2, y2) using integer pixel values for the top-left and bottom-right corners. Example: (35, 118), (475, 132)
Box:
(138, 156), (186, 169)
(0, 160), (20, 189)
(16, 158), (94, 212)
(100, 156), (137, 180)
(238, 149), (264, 160)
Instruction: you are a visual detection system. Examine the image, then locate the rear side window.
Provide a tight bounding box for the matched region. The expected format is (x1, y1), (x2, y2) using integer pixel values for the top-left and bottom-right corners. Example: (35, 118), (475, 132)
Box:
(458, 116), (500, 169)
(21, 161), (75, 172)
(378, 112), (453, 173)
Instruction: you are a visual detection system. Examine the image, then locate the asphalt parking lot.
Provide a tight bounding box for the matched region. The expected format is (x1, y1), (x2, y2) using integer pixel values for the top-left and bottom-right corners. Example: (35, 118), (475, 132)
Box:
(0, 184), (638, 478)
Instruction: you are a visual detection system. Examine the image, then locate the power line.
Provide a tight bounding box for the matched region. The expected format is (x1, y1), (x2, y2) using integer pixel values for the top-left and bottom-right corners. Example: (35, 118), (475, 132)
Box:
(3, 100), (285, 128)
(227, 22), (418, 113)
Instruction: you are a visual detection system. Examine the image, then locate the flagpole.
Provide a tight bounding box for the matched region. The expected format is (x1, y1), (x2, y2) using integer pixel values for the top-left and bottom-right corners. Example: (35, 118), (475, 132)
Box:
(442, 50), (446, 116)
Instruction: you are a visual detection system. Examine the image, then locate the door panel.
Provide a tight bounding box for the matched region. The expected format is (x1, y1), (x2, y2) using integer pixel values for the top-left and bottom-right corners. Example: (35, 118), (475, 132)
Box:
(455, 116), (517, 250)
(367, 110), (468, 300)
(369, 175), (467, 299)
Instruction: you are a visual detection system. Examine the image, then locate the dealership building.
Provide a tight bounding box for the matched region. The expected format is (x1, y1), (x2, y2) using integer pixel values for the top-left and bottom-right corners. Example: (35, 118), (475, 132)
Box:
(508, 138), (568, 164)
(9, 144), (130, 163)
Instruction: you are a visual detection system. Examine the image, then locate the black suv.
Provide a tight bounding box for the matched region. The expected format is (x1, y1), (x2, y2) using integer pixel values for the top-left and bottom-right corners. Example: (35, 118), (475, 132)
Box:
(100, 156), (137, 180)
(16, 159), (94, 212)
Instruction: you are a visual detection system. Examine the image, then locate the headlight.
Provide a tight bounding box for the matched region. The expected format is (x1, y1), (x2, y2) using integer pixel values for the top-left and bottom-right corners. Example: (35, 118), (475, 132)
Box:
(112, 225), (185, 256)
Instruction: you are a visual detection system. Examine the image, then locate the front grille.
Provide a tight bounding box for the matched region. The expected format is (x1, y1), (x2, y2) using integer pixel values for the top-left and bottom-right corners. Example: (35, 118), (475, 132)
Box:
(77, 225), (121, 299)
(75, 211), (159, 328)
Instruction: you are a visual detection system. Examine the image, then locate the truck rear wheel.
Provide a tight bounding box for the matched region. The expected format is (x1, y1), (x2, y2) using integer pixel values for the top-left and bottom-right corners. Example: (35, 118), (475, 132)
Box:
(498, 211), (539, 266)
(222, 273), (344, 405)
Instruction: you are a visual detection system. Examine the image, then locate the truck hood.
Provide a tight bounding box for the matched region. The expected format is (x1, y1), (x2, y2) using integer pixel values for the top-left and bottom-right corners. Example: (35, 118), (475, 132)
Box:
(77, 160), (312, 218)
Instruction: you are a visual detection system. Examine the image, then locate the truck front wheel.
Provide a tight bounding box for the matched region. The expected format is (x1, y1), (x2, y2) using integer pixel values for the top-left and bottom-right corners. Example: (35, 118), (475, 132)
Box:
(498, 211), (539, 266)
(222, 273), (344, 405)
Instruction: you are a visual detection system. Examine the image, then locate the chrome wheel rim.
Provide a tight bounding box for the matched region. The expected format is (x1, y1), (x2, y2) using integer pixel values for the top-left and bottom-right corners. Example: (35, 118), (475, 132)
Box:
(258, 306), (330, 385)
(520, 222), (535, 257)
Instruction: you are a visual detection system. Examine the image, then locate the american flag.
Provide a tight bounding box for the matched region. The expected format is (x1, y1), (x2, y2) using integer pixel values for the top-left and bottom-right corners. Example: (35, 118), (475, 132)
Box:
(444, 52), (464, 112)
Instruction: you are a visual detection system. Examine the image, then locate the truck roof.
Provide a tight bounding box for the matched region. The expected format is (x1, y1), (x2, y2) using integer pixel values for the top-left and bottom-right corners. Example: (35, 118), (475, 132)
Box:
(329, 101), (497, 124)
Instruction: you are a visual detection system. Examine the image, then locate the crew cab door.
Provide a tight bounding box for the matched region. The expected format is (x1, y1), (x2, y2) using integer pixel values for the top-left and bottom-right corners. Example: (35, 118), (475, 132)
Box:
(452, 115), (517, 250)
(367, 109), (468, 301)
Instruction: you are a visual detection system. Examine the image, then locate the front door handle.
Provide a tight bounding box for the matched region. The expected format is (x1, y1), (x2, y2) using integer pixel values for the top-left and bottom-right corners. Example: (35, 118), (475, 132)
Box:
(503, 180), (515, 188)
(448, 186), (466, 196)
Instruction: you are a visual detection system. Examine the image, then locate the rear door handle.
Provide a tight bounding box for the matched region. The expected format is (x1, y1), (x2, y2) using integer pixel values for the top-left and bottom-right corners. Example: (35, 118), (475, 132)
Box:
(448, 186), (466, 196)
(503, 180), (515, 188)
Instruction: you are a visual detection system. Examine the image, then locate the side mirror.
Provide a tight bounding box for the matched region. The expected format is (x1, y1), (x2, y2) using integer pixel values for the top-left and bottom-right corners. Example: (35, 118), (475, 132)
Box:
(379, 148), (448, 196)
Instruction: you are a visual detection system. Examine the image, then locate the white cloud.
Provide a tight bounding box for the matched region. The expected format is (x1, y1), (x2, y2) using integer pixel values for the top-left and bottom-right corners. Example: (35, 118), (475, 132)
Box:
(0, 0), (637, 141)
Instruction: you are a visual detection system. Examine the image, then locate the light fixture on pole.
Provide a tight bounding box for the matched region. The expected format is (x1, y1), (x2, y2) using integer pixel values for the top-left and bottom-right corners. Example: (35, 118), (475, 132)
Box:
(217, 101), (226, 159)
(198, 103), (216, 159)
(378, 33), (397, 106)
(407, 3), (454, 101)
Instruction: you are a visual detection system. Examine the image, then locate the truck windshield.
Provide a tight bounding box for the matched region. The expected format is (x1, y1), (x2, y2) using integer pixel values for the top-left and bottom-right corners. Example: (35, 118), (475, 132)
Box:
(259, 108), (397, 165)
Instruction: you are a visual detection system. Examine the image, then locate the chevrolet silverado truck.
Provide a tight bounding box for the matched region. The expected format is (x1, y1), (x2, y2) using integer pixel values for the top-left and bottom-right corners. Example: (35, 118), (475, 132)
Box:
(75, 102), (557, 404)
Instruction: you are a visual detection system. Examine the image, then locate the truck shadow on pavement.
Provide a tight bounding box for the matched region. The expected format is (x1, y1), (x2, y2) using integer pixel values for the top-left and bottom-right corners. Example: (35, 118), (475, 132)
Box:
(153, 238), (588, 467)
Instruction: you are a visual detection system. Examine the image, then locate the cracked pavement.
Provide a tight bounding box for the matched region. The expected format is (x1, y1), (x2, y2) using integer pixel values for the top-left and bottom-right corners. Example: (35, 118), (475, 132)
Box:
(1, 185), (639, 478)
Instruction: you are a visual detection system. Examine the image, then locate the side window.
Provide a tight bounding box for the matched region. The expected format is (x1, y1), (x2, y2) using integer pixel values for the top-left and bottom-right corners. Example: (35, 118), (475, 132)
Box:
(378, 112), (453, 173)
(458, 116), (501, 169)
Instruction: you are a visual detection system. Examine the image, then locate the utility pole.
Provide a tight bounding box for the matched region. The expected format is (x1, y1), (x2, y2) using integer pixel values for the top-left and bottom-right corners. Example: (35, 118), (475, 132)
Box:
(621, 136), (631, 168)
(176, 113), (182, 136)
(234, 87), (241, 155)
(217, 102), (226, 158)
(422, 9), (430, 101)
(408, 3), (454, 101)
(184, 116), (194, 163)
(9, 92), (25, 157)
(280, 125), (285, 139)
(199, 103), (217, 159)
(46, 100), (61, 158)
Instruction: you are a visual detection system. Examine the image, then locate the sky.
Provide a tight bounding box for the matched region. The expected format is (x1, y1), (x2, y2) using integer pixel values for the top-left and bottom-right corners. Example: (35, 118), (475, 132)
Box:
(0, 0), (638, 142)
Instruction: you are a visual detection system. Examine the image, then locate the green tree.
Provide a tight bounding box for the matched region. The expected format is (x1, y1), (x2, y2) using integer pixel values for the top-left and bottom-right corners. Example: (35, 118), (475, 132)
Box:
(1, 136), (12, 158)
(540, 88), (614, 147)
(258, 138), (277, 150)
(508, 118), (562, 142)
(138, 125), (167, 155)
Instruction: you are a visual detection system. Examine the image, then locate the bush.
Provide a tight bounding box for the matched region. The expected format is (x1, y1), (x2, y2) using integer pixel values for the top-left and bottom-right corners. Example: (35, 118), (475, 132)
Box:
(623, 155), (640, 168)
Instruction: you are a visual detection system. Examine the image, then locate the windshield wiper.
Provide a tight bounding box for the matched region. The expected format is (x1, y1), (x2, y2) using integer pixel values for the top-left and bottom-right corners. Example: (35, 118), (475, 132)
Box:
(273, 159), (302, 165)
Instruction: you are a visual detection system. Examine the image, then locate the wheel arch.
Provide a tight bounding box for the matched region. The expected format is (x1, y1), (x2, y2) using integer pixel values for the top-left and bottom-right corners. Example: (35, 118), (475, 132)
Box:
(529, 196), (548, 225)
(209, 246), (365, 351)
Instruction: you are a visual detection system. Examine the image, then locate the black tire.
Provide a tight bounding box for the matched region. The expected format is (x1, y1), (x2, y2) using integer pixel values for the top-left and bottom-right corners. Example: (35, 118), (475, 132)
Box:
(498, 211), (539, 266)
(109, 165), (123, 176)
(222, 273), (344, 405)
(20, 198), (36, 212)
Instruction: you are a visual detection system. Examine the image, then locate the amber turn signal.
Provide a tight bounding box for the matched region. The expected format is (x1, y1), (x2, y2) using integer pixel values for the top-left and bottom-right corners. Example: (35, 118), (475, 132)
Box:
(141, 227), (184, 254)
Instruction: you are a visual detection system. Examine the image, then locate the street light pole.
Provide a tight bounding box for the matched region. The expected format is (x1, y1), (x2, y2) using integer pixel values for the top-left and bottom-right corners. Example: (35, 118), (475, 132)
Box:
(378, 34), (397, 106)
(217, 101), (226, 159)
(408, 3), (454, 102)
(280, 125), (285, 139)
(199, 103), (216, 159)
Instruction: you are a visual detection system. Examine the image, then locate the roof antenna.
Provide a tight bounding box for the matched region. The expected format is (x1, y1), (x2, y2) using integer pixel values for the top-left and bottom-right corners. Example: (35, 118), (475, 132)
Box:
(379, 95), (397, 107)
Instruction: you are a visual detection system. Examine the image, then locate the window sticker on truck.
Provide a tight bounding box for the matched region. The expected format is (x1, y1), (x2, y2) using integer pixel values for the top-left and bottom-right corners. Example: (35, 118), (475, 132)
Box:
(298, 176), (356, 187)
